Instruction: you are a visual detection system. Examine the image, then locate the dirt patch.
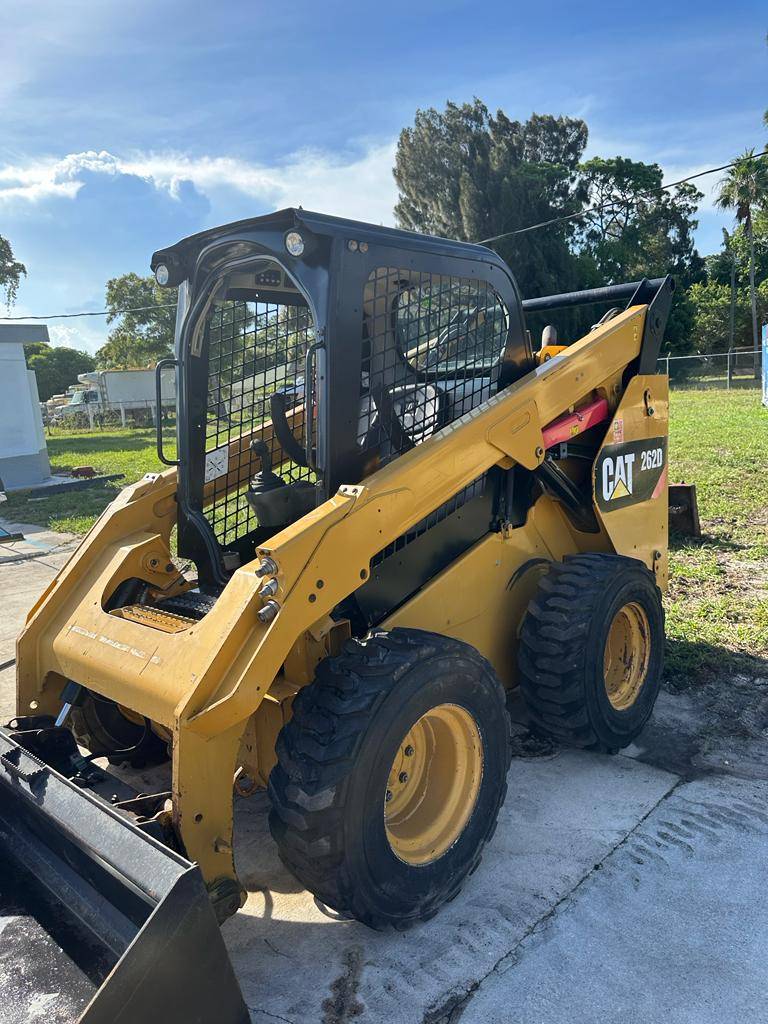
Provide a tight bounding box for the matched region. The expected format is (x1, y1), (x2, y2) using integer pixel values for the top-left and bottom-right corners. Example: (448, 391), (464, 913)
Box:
(322, 947), (365, 1024)
(630, 672), (768, 781)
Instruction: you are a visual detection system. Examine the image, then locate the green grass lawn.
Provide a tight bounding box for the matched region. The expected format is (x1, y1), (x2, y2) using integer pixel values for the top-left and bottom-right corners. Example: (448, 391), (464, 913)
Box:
(665, 388), (768, 686)
(2, 427), (176, 534)
(3, 390), (767, 687)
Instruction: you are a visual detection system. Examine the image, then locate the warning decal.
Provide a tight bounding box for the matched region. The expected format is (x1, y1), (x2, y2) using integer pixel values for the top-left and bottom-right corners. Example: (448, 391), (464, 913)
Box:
(204, 445), (229, 483)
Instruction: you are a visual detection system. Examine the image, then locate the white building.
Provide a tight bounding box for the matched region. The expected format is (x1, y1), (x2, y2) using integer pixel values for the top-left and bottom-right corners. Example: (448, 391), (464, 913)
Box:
(0, 324), (51, 489)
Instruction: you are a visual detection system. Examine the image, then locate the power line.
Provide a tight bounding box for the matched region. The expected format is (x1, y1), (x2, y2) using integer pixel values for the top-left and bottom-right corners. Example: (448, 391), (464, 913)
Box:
(478, 148), (768, 245)
(0, 303), (177, 321)
(1, 148), (766, 322)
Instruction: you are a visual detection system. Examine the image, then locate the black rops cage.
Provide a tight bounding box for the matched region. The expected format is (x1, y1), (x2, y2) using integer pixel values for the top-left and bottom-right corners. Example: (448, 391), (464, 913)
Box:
(156, 211), (533, 605)
(203, 295), (316, 548)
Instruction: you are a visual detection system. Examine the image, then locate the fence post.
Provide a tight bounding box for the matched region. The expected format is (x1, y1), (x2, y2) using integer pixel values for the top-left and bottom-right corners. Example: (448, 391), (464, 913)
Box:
(665, 354), (670, 378)
(727, 349), (732, 390)
(87, 404), (94, 431)
(120, 403), (126, 428)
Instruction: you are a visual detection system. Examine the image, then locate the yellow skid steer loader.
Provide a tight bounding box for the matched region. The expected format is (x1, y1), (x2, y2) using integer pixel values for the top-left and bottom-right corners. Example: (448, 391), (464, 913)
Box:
(1, 210), (673, 1021)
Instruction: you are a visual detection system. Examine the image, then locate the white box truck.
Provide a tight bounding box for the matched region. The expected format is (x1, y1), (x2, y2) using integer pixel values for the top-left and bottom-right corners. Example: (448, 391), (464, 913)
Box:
(54, 367), (176, 426)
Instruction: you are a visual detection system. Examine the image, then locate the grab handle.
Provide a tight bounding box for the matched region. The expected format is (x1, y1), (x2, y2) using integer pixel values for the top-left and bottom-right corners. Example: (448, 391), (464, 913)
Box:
(155, 358), (180, 466)
(304, 341), (324, 471)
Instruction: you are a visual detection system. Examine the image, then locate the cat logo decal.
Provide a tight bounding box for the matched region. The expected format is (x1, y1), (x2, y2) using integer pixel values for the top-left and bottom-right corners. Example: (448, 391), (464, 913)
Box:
(602, 453), (635, 501)
(594, 438), (667, 513)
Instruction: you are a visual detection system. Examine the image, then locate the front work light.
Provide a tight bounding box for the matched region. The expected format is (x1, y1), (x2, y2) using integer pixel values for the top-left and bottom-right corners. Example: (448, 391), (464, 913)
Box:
(152, 255), (186, 287)
(284, 231), (305, 258)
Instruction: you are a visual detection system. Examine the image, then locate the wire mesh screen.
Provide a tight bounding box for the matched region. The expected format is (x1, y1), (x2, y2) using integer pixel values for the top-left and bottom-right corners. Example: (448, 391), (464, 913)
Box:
(362, 268), (509, 563)
(203, 299), (314, 547)
(358, 268), (509, 460)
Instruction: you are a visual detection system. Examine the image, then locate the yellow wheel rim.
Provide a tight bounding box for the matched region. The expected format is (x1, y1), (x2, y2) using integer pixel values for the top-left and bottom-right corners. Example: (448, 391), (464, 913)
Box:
(384, 703), (483, 866)
(603, 602), (651, 711)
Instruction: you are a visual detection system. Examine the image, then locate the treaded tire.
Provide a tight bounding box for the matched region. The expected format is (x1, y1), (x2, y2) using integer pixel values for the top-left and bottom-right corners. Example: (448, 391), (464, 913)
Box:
(155, 590), (217, 620)
(70, 695), (169, 767)
(268, 628), (511, 930)
(518, 553), (664, 752)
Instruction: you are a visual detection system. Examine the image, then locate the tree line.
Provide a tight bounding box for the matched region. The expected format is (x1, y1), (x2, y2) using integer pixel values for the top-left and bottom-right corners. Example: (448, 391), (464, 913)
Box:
(395, 100), (767, 356)
(1, 98), (766, 399)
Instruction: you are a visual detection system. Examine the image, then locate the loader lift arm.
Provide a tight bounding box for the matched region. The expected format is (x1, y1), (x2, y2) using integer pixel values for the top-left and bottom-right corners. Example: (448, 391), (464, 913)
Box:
(185, 300), (653, 731)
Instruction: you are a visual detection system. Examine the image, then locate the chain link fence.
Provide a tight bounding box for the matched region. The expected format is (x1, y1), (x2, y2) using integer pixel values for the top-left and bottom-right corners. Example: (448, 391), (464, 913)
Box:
(40, 347), (763, 435)
(656, 349), (762, 390)
(43, 399), (176, 433)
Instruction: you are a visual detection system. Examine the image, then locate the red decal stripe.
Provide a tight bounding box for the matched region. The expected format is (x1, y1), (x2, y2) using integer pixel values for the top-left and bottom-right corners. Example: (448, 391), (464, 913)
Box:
(543, 397), (610, 449)
(651, 463), (668, 499)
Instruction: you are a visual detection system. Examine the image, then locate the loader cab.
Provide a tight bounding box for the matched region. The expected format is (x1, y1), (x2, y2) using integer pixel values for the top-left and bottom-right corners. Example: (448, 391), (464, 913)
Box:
(152, 210), (533, 592)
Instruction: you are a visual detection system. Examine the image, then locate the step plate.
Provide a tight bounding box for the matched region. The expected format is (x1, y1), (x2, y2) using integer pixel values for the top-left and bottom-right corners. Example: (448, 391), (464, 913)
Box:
(110, 604), (196, 634)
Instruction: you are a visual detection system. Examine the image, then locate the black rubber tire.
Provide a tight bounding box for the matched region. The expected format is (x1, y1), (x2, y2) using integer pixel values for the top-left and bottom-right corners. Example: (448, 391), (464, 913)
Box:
(70, 694), (169, 767)
(518, 553), (664, 752)
(268, 628), (511, 930)
(155, 590), (217, 620)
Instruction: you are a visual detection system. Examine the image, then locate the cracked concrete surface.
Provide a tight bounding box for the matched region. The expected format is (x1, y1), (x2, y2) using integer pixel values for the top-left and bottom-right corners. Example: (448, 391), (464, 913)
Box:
(458, 775), (768, 1024)
(227, 750), (677, 1024)
(1, 523), (767, 1023)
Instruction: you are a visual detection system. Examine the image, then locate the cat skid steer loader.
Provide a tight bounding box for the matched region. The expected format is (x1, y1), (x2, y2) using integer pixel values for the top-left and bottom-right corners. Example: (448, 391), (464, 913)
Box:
(0, 210), (673, 1022)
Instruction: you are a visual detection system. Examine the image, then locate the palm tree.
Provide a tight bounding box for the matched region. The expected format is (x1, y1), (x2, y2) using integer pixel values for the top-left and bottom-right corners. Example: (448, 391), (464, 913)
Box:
(715, 150), (768, 364)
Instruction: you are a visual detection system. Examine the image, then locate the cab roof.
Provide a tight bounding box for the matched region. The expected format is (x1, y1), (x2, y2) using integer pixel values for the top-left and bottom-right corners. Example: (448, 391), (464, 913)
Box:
(150, 207), (503, 276)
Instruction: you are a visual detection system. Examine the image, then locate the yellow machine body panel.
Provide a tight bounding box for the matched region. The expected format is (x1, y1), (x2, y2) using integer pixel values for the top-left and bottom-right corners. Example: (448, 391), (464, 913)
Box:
(592, 374), (670, 589)
(15, 302), (668, 890)
(383, 497), (613, 686)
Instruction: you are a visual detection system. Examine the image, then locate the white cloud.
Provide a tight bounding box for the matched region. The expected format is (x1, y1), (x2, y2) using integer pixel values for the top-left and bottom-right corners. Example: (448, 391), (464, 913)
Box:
(0, 161), (82, 202)
(0, 141), (399, 225)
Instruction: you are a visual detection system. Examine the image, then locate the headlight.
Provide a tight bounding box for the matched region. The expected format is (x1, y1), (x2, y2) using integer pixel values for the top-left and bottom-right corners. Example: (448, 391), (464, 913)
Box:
(284, 231), (305, 257)
(152, 256), (186, 287)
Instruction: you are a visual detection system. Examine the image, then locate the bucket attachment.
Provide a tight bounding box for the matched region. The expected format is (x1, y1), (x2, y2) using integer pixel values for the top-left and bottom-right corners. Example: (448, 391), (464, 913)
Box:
(0, 720), (249, 1024)
(668, 482), (701, 538)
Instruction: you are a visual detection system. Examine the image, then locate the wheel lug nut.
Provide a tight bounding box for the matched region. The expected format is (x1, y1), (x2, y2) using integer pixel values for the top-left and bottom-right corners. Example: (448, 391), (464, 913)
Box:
(398, 771), (409, 784)
(385, 790), (393, 802)
(404, 745), (414, 757)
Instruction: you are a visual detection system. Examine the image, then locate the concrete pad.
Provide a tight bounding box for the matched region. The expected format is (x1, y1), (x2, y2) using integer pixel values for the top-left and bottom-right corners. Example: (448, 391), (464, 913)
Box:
(0, 665), (15, 724)
(224, 751), (676, 1023)
(460, 774), (768, 1024)
(0, 517), (77, 567)
(3, 474), (73, 494)
(0, 540), (71, 721)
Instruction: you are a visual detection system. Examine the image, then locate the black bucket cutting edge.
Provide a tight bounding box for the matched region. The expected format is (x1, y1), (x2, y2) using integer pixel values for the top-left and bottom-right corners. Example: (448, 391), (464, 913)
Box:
(0, 727), (249, 1024)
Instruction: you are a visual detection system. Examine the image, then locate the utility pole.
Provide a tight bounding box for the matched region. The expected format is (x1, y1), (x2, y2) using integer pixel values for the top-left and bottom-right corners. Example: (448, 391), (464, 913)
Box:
(747, 213), (760, 378)
(723, 229), (736, 388)
(723, 229), (736, 352)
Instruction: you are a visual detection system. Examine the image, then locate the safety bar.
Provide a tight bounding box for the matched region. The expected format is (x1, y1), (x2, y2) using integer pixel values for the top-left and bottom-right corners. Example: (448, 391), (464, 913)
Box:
(522, 277), (667, 313)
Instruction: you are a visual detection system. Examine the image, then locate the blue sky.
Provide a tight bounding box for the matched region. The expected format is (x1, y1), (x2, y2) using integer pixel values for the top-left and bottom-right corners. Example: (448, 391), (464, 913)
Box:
(1, 0), (766, 352)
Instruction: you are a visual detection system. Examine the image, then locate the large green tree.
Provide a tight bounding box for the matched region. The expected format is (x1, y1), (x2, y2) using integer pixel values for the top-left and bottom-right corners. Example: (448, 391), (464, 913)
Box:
(0, 234), (26, 308)
(705, 208), (768, 290)
(576, 157), (704, 353)
(715, 149), (768, 353)
(393, 101), (589, 301)
(25, 344), (95, 401)
(688, 278), (768, 354)
(96, 273), (177, 369)
(577, 158), (703, 281)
